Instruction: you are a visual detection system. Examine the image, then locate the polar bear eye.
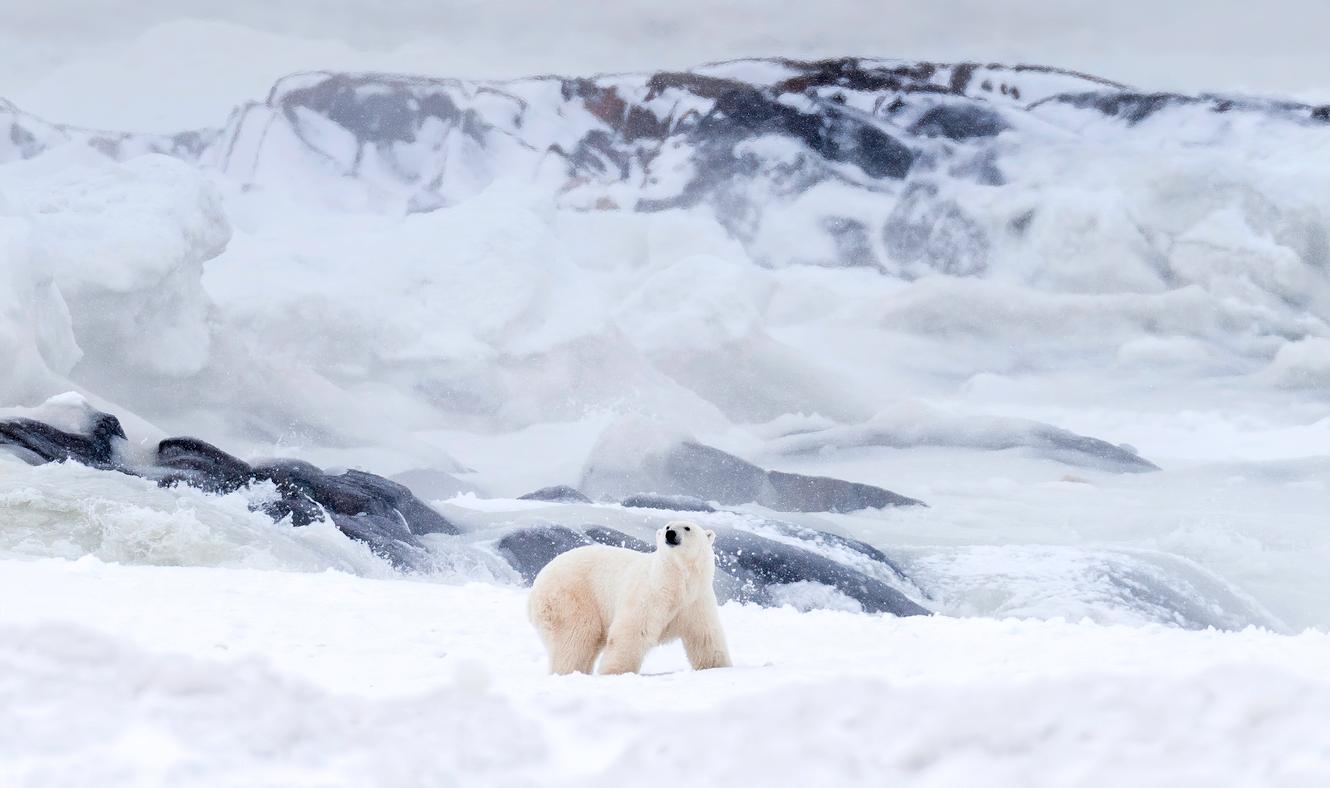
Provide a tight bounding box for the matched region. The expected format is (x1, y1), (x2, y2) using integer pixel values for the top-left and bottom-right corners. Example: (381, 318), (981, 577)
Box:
(684, 526), (691, 531)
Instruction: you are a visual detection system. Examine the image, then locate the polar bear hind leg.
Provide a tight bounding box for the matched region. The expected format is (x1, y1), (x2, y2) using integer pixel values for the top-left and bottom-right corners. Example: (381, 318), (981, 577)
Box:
(530, 582), (606, 674)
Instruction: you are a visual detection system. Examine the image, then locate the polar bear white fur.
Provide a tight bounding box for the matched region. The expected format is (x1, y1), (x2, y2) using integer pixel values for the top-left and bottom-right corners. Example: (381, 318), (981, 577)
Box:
(527, 520), (732, 675)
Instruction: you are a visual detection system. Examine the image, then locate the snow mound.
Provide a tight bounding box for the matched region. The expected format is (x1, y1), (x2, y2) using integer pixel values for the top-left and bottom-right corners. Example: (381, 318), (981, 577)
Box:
(0, 197), (80, 405)
(901, 544), (1285, 631)
(1260, 337), (1330, 389)
(764, 403), (1157, 472)
(0, 624), (544, 788)
(587, 667), (1330, 788)
(0, 154), (229, 410)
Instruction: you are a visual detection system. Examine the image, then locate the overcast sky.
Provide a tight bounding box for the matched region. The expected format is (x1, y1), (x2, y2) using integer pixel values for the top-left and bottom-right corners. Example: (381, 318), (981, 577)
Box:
(3, 0), (1328, 131)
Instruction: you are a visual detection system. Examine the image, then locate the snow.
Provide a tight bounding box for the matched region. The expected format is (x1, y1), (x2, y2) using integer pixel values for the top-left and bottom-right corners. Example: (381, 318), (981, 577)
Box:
(4, 4), (1330, 783)
(3, 557), (1330, 787)
(0, 153), (229, 410)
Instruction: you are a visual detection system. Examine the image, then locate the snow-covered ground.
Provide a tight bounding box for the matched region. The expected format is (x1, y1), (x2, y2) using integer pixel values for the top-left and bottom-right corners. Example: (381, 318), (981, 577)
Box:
(5, 557), (1330, 787)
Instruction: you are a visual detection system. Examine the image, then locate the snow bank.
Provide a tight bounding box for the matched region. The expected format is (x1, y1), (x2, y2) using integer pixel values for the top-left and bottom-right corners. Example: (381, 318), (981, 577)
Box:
(4, 560), (1330, 787)
(0, 193), (81, 405)
(17, 154), (229, 380)
(588, 668), (1330, 788)
(899, 544), (1283, 631)
(0, 153), (229, 412)
(762, 402), (1156, 472)
(0, 624), (545, 788)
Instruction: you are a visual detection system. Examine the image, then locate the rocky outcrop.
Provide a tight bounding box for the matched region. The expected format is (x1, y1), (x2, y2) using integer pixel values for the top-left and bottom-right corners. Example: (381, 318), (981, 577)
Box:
(1, 405), (458, 570)
(581, 424), (924, 513)
(0, 412), (126, 470)
(518, 485), (593, 504)
(9, 58), (1326, 273)
(764, 409), (1159, 473)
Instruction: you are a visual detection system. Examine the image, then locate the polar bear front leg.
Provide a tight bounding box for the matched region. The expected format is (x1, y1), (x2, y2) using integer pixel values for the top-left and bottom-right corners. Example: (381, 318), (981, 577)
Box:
(679, 591), (732, 670)
(598, 610), (655, 675)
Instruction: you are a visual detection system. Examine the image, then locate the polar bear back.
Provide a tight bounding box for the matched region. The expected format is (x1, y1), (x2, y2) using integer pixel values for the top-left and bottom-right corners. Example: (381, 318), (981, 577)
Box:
(529, 544), (654, 626)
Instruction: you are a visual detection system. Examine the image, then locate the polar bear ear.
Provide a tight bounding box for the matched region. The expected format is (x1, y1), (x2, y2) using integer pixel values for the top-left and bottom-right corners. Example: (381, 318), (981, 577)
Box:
(705, 529), (715, 542)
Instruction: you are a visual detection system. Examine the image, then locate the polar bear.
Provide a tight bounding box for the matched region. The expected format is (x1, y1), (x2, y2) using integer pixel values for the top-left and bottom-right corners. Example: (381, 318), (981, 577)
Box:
(527, 520), (732, 675)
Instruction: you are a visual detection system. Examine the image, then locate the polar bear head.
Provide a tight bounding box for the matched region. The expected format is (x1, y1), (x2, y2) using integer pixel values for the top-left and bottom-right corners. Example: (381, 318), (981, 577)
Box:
(655, 520), (716, 563)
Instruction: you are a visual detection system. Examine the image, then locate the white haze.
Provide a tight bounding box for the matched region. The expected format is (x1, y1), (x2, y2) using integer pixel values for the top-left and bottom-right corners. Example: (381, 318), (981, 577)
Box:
(3, 0), (1330, 130)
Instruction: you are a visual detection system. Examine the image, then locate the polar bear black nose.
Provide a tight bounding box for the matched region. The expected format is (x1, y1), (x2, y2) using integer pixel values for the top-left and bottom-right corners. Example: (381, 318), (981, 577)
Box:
(665, 528), (680, 546)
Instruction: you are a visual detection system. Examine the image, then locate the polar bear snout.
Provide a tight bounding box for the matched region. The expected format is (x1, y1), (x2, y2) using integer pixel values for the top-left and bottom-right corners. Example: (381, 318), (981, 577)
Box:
(665, 527), (680, 546)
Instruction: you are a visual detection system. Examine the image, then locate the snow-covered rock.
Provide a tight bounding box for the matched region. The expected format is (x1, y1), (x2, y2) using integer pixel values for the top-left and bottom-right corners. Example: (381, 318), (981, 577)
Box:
(762, 404), (1158, 473)
(579, 416), (924, 512)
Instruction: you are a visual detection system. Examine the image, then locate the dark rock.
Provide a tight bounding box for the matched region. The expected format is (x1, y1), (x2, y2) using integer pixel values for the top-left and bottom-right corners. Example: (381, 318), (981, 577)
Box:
(1029, 427), (1159, 472)
(768, 523), (913, 584)
(0, 405), (453, 570)
(150, 438), (460, 568)
(1026, 89), (1321, 126)
(711, 530), (928, 616)
(1036, 91), (1198, 124)
(0, 413), (126, 469)
(620, 493), (716, 513)
(156, 437), (254, 494)
(583, 526), (652, 552)
(765, 470), (922, 512)
(583, 434), (923, 513)
(518, 485), (593, 504)
(252, 461), (458, 535)
(496, 525), (592, 583)
(909, 104), (1008, 140)
(658, 441), (770, 503)
(211, 460), (458, 570)
(697, 86), (915, 181)
(655, 441), (924, 512)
